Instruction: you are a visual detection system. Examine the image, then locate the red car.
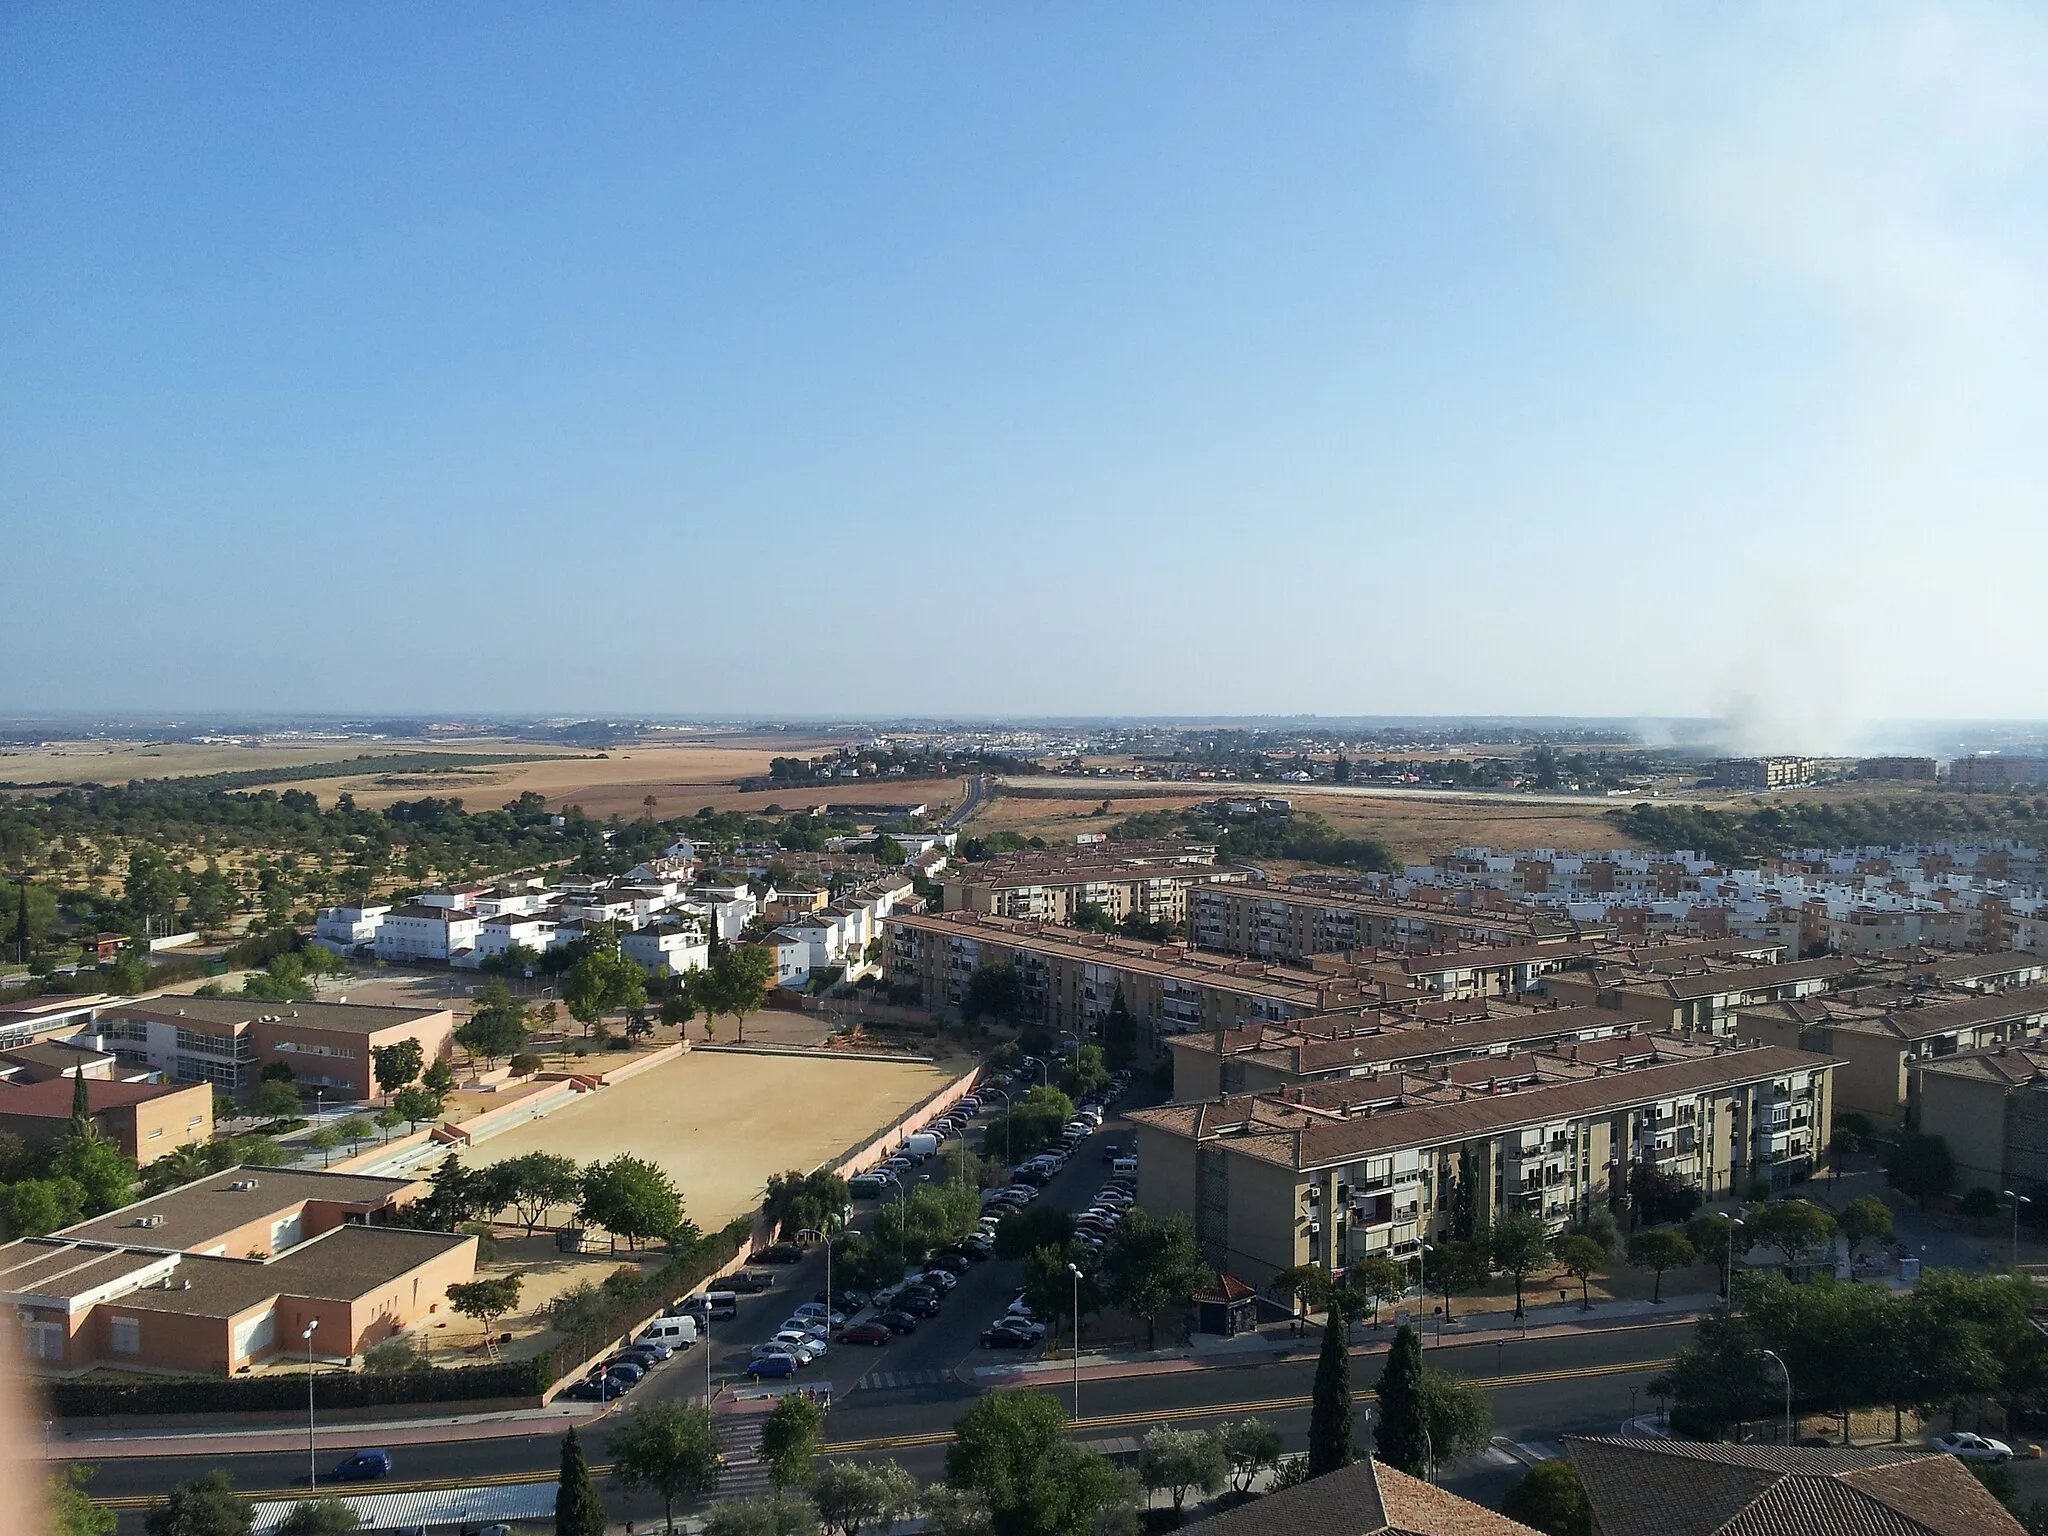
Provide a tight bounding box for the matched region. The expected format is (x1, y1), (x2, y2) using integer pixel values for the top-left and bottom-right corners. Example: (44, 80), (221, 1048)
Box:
(838, 1322), (894, 1346)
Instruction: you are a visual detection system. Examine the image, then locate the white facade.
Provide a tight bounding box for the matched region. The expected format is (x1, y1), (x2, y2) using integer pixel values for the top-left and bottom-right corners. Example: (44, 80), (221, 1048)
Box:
(373, 906), (482, 964)
(620, 923), (710, 978)
(314, 904), (389, 954)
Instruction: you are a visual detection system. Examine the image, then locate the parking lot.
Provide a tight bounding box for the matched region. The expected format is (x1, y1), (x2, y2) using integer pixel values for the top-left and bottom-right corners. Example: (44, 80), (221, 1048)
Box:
(573, 1064), (1161, 1408)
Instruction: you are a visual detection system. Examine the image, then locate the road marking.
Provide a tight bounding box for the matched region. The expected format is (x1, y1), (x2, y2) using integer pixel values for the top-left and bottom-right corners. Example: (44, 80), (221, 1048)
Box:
(859, 1368), (953, 1391)
(97, 1355), (1674, 1506)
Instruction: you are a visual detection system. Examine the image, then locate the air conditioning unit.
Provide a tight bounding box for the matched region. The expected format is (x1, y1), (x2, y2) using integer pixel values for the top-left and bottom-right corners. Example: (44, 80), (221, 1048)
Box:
(230, 1179), (259, 1191)
(136, 1215), (166, 1228)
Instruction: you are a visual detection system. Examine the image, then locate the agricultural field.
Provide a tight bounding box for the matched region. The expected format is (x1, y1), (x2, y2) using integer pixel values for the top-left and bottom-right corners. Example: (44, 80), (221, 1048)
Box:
(469, 1048), (955, 1232)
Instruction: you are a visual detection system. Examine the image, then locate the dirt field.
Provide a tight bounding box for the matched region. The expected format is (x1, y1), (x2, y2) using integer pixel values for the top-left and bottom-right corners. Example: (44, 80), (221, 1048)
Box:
(970, 787), (1642, 864)
(469, 1049), (955, 1231)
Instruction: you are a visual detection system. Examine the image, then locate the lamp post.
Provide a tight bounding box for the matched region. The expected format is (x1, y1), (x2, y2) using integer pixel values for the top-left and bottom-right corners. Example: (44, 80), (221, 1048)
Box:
(984, 1086), (1013, 1166)
(1067, 1263), (1084, 1420)
(1717, 1213), (1744, 1303)
(1761, 1347), (1792, 1444)
(302, 1319), (320, 1487)
(2005, 1190), (2031, 1272)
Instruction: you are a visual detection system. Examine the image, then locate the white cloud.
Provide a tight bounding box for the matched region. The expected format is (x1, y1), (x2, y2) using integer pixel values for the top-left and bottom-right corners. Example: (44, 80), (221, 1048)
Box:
(1414, 1), (2048, 742)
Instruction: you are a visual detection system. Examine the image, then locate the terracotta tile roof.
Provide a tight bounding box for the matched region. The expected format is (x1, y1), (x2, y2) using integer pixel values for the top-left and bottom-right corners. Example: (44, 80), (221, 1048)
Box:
(1182, 1457), (1540, 1536)
(1564, 1437), (2025, 1536)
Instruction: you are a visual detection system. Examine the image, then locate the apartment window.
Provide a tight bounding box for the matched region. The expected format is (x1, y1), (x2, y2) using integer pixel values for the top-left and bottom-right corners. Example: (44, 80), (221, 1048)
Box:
(110, 1317), (140, 1355)
(147, 1128), (163, 1140)
(21, 1321), (63, 1361)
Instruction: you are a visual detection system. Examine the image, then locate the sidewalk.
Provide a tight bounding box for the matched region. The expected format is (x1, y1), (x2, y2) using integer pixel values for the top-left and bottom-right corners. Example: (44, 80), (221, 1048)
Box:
(969, 1291), (1715, 1390)
(45, 1399), (614, 1462)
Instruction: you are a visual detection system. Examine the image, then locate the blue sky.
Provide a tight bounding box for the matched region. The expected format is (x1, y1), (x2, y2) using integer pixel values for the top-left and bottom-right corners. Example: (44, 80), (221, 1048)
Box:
(4, 4), (2045, 740)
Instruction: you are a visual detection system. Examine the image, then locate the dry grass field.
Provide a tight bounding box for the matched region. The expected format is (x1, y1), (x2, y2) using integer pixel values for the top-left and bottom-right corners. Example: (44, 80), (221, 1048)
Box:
(973, 786), (1643, 864)
(469, 1048), (954, 1231)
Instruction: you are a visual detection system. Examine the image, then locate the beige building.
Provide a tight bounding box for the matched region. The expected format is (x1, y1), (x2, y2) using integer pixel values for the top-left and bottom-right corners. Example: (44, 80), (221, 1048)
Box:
(1187, 882), (1562, 964)
(0, 1078), (213, 1166)
(941, 850), (1246, 927)
(1127, 1040), (1835, 1284)
(1738, 983), (2048, 1130)
(1912, 1043), (2048, 1198)
(1542, 955), (1858, 1034)
(99, 996), (457, 1101)
(0, 1167), (474, 1377)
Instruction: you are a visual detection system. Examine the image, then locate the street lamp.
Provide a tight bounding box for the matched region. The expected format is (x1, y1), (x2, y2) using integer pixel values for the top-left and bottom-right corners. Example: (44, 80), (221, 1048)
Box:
(983, 1086), (1013, 1165)
(302, 1320), (320, 1487)
(1067, 1263), (1084, 1420)
(2005, 1190), (2031, 1273)
(1760, 1347), (1792, 1445)
(1716, 1213), (1744, 1303)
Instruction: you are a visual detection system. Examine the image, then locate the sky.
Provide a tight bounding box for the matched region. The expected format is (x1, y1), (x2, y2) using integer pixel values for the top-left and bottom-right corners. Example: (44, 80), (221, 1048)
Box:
(3, 3), (2046, 743)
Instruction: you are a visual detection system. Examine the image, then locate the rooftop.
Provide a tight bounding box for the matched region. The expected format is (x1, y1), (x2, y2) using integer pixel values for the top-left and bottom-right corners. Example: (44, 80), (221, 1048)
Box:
(1186, 1455), (1539, 1536)
(59, 1166), (422, 1253)
(105, 996), (449, 1036)
(0, 1077), (195, 1120)
(1564, 1436), (2023, 1536)
(113, 1224), (477, 1319)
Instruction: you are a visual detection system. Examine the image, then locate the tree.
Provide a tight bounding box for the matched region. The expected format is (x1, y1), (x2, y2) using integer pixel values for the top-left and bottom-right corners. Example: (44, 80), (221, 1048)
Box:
(307, 1125), (343, 1168)
(1656, 1302), (1777, 1442)
(703, 1496), (820, 1536)
(272, 1498), (362, 1536)
(962, 962), (1025, 1025)
(1101, 1208), (1209, 1351)
(47, 1465), (117, 1536)
(706, 944), (775, 1043)
(1553, 1234), (1605, 1310)
(565, 934), (646, 1036)
(811, 1459), (919, 1536)
(253, 1078), (303, 1120)
(918, 1487), (993, 1536)
(51, 1124), (135, 1215)
(143, 1470), (253, 1536)
(1347, 1255), (1407, 1324)
(446, 1274), (522, 1342)
(1060, 1044), (1110, 1103)
(1626, 1230), (1696, 1304)
(554, 1427), (607, 1536)
(1270, 1263), (1334, 1322)
(1627, 1162), (1702, 1227)
(1837, 1195), (1895, 1267)
(1372, 1324), (1429, 1477)
(1501, 1460), (1592, 1536)
(4, 1175), (86, 1236)
(1686, 1213), (1741, 1297)
(360, 1335), (430, 1374)
(761, 1392), (825, 1490)
(1886, 1130), (1955, 1209)
(457, 980), (529, 1068)
(1958, 1185), (2002, 1220)
(1491, 1210), (1552, 1318)
(392, 1084), (443, 1131)
(946, 1390), (1131, 1536)
(1220, 1418), (1284, 1495)
(1748, 1199), (1835, 1268)
(71, 1064), (90, 1122)
(422, 1056), (456, 1096)
(334, 1114), (373, 1150)
(108, 938), (153, 996)
(492, 1151), (583, 1235)
(762, 1168), (852, 1241)
(373, 1106), (405, 1143)
(1139, 1426), (1226, 1521)
(1307, 1306), (1354, 1476)
(1416, 1370), (1493, 1474)
(660, 983), (698, 1034)
(578, 1154), (684, 1251)
(609, 1400), (722, 1533)
(1102, 987), (1138, 1069)
(1422, 1240), (1487, 1321)
(1022, 1243), (1102, 1334)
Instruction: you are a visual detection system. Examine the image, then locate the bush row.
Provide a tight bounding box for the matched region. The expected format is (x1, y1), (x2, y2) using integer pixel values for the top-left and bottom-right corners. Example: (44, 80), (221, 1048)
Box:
(49, 1356), (551, 1419)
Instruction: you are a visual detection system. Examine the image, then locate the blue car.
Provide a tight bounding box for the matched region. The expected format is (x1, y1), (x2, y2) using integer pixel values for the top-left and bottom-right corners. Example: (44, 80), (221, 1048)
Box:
(329, 1449), (393, 1482)
(746, 1354), (799, 1379)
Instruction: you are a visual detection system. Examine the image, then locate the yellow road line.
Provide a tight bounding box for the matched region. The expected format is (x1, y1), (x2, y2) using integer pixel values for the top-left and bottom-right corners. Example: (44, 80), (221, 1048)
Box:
(99, 1356), (1673, 1506)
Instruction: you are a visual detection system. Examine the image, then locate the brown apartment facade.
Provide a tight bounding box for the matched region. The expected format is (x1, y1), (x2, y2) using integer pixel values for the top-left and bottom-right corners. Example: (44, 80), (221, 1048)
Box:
(98, 996), (457, 1101)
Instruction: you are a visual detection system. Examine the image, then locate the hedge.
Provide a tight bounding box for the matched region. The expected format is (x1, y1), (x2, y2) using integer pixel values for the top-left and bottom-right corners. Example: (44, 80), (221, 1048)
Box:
(49, 1355), (552, 1419)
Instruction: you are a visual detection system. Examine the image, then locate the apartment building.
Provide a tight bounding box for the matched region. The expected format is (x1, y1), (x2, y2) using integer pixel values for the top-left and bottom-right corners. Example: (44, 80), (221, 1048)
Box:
(1738, 983), (2048, 1130)
(941, 850), (1244, 927)
(372, 903), (483, 963)
(1948, 756), (2048, 790)
(1127, 1040), (1835, 1283)
(313, 902), (391, 955)
(619, 919), (710, 978)
(1187, 883), (1559, 964)
(0, 1079), (212, 1166)
(1713, 757), (1815, 790)
(1542, 955), (1859, 1034)
(1915, 1044), (2048, 1197)
(887, 911), (1395, 1039)
(0, 1167), (474, 1376)
(98, 997), (456, 1101)
(1169, 1001), (1662, 1100)
(1385, 940), (1607, 1000)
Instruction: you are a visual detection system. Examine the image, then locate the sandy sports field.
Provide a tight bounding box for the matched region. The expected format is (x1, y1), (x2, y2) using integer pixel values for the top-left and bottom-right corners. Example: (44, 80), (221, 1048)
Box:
(470, 1049), (955, 1231)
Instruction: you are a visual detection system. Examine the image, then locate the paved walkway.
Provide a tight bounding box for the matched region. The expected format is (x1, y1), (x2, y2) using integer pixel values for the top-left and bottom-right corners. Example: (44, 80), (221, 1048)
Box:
(46, 1401), (612, 1462)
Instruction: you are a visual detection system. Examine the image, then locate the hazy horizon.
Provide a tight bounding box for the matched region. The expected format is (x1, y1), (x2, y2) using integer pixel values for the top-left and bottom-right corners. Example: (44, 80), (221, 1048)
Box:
(6, 4), (2046, 739)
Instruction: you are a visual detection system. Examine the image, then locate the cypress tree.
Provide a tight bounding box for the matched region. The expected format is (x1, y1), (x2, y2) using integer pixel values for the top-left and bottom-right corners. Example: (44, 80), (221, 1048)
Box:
(554, 1427), (606, 1536)
(1373, 1324), (1430, 1477)
(71, 1066), (90, 1124)
(1306, 1302), (1353, 1477)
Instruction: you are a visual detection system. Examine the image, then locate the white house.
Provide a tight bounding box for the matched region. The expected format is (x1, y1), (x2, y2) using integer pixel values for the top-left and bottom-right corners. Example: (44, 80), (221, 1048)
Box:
(620, 920), (710, 978)
(759, 933), (813, 990)
(314, 903), (389, 955)
(464, 912), (560, 968)
(373, 904), (483, 964)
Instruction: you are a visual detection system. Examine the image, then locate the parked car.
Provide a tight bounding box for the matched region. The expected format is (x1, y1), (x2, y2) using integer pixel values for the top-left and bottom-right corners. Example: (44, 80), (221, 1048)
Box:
(776, 1328), (828, 1357)
(897, 1291), (942, 1318)
(874, 1310), (921, 1334)
(729, 1270), (775, 1292)
(614, 1347), (665, 1369)
(792, 1302), (844, 1325)
(562, 1379), (613, 1401)
(998, 1316), (1048, 1339)
(817, 1289), (870, 1313)
(600, 1360), (648, 1384)
(747, 1354), (800, 1379)
(918, 1269), (959, 1292)
(329, 1450), (393, 1482)
(759, 1243), (806, 1264)
(839, 1321), (894, 1346)
(928, 1250), (973, 1273)
(1932, 1431), (2013, 1463)
(981, 1323), (1038, 1348)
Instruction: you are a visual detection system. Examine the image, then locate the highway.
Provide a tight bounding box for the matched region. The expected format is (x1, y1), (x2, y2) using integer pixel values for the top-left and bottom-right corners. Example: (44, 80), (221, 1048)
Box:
(85, 1082), (1690, 1527)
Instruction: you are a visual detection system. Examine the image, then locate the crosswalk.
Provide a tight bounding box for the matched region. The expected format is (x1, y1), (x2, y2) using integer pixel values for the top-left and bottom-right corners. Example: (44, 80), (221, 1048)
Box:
(716, 1414), (773, 1499)
(857, 1367), (952, 1391)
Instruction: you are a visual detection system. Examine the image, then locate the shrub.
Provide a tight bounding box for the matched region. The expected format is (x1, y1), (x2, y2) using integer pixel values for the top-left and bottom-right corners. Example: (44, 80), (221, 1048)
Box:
(510, 1052), (544, 1077)
(50, 1357), (550, 1418)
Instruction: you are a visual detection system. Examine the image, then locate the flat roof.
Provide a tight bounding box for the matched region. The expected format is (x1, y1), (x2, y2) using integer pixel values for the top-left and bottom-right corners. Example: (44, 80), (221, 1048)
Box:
(60, 1167), (422, 1253)
(0, 1240), (175, 1304)
(113, 1225), (476, 1319)
(104, 996), (448, 1036)
(0, 1077), (197, 1120)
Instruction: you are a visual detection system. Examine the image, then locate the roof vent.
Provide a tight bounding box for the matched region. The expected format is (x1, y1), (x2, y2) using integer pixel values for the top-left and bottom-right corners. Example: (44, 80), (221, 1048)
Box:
(135, 1214), (166, 1228)
(230, 1179), (260, 1191)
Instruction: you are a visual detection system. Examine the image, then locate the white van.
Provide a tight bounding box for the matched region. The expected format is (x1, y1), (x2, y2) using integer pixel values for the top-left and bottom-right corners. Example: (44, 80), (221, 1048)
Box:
(903, 1132), (941, 1160)
(641, 1315), (699, 1348)
(1112, 1156), (1139, 1179)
